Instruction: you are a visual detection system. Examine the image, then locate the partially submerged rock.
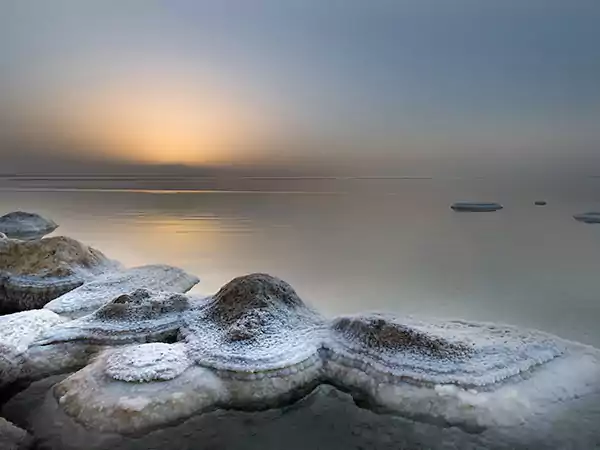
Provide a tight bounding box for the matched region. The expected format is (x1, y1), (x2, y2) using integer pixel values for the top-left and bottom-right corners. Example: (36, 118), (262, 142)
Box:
(0, 236), (118, 313)
(44, 265), (200, 319)
(0, 211), (58, 239)
(573, 211), (600, 224)
(2, 273), (600, 448)
(451, 202), (503, 212)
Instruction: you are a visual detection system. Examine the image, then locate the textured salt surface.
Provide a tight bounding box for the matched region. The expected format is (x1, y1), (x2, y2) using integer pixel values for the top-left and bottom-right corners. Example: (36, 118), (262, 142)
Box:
(37, 289), (191, 345)
(0, 310), (65, 386)
(44, 265), (200, 318)
(105, 343), (191, 382)
(182, 273), (325, 372)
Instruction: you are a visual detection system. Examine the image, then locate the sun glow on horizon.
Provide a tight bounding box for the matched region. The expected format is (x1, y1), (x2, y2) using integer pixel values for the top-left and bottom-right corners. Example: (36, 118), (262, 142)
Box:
(28, 73), (272, 166)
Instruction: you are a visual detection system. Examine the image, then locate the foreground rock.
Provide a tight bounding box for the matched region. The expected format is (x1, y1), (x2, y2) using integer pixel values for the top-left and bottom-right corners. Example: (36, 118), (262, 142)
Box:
(3, 273), (597, 449)
(0, 416), (33, 450)
(44, 265), (200, 319)
(451, 202), (503, 212)
(573, 212), (600, 224)
(0, 211), (58, 239)
(0, 236), (119, 313)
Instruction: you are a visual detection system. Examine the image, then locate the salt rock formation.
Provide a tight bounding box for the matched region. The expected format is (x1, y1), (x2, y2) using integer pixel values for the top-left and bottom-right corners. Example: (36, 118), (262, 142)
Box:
(0, 211), (58, 240)
(14, 273), (596, 449)
(450, 202), (503, 212)
(44, 265), (200, 319)
(0, 236), (119, 313)
(573, 211), (600, 224)
(37, 289), (191, 346)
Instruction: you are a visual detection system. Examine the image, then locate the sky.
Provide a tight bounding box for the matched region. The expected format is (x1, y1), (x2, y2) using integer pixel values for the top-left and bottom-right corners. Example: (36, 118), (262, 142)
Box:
(1, 0), (599, 175)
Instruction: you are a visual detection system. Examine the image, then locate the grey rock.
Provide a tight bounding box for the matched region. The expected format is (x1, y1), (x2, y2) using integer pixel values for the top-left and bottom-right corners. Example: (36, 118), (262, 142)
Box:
(0, 211), (58, 239)
(450, 202), (503, 212)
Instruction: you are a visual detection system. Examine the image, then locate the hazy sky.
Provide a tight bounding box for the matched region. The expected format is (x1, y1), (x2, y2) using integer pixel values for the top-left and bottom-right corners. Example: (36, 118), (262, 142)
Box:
(1, 1), (599, 174)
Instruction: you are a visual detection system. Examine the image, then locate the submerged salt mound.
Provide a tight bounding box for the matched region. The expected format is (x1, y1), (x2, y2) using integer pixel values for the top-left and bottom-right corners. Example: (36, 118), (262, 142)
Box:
(36, 289), (190, 346)
(451, 202), (503, 212)
(573, 212), (600, 224)
(0, 211), (58, 239)
(44, 265), (200, 319)
(0, 236), (117, 313)
(183, 273), (324, 371)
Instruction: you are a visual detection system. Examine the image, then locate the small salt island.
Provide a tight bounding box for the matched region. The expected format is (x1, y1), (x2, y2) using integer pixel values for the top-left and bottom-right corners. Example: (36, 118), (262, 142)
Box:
(450, 202), (503, 212)
(573, 212), (600, 224)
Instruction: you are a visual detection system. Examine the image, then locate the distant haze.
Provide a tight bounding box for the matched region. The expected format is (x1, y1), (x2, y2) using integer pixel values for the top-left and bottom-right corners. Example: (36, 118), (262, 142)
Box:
(1, 1), (599, 176)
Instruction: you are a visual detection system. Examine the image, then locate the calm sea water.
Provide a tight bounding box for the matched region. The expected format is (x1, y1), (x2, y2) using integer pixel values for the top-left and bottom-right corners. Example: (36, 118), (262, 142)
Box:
(2, 177), (600, 347)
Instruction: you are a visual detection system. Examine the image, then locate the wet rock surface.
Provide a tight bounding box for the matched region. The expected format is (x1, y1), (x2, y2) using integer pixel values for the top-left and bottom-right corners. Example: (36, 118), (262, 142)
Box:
(3, 380), (600, 450)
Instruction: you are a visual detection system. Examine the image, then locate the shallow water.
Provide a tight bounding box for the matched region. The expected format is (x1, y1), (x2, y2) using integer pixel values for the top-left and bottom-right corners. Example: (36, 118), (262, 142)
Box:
(2, 176), (600, 347)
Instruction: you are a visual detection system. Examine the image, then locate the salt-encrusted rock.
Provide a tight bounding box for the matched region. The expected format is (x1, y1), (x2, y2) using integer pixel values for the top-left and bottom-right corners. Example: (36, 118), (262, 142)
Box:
(23, 273), (598, 448)
(0, 211), (58, 239)
(0, 236), (119, 313)
(0, 417), (33, 450)
(450, 202), (503, 212)
(182, 273), (325, 371)
(36, 289), (191, 346)
(44, 265), (200, 319)
(2, 274), (599, 447)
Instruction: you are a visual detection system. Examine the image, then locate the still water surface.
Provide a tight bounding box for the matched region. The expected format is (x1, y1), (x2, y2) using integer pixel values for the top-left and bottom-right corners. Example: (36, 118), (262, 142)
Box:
(2, 177), (600, 347)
